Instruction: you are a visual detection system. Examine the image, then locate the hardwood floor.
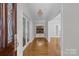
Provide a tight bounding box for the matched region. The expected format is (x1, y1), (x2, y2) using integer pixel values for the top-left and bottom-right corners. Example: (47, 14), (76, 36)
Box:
(23, 37), (61, 56)
(0, 42), (16, 56)
(48, 37), (61, 56)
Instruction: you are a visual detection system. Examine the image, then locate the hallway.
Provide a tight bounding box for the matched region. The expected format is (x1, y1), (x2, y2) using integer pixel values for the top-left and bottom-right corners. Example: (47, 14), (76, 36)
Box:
(23, 37), (61, 56)
(17, 3), (61, 56)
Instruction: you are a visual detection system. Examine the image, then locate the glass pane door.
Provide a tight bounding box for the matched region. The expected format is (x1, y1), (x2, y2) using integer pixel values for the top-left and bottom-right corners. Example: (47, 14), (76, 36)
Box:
(7, 3), (14, 43)
(23, 17), (26, 46)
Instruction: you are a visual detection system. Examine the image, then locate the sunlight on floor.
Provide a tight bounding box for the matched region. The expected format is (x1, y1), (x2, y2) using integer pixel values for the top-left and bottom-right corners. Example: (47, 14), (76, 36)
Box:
(23, 37), (61, 56)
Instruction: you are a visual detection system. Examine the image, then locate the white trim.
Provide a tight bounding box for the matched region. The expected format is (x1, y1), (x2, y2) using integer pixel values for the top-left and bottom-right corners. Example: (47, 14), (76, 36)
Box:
(23, 13), (32, 22)
(36, 34), (45, 37)
(23, 37), (34, 51)
(23, 14), (29, 21)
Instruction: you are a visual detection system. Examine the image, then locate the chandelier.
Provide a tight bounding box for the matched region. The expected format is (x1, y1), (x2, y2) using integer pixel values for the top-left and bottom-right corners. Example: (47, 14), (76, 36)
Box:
(37, 9), (43, 16)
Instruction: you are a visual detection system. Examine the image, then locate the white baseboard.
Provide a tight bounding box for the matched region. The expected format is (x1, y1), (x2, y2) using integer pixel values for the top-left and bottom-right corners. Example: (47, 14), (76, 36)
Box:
(23, 38), (34, 51)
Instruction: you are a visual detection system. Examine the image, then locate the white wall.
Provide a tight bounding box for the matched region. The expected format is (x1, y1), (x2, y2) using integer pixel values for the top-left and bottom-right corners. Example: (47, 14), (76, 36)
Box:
(48, 13), (61, 42)
(63, 4), (79, 56)
(17, 4), (34, 55)
(45, 21), (48, 38)
(33, 20), (48, 37)
(23, 4), (34, 41)
(29, 21), (34, 40)
(17, 4), (23, 56)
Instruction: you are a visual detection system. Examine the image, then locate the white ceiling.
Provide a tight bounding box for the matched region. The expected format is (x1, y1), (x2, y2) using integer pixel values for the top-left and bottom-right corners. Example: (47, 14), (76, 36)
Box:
(23, 3), (61, 21)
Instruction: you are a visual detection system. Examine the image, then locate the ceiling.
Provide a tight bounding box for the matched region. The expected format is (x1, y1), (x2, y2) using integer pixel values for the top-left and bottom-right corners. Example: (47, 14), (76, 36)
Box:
(23, 3), (61, 21)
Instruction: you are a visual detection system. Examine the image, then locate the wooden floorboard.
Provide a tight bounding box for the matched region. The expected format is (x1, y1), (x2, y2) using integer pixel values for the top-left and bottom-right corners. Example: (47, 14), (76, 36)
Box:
(23, 37), (61, 56)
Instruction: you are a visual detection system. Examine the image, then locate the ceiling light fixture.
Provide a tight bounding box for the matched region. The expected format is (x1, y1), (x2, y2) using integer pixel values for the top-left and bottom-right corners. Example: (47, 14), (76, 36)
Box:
(37, 9), (43, 16)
